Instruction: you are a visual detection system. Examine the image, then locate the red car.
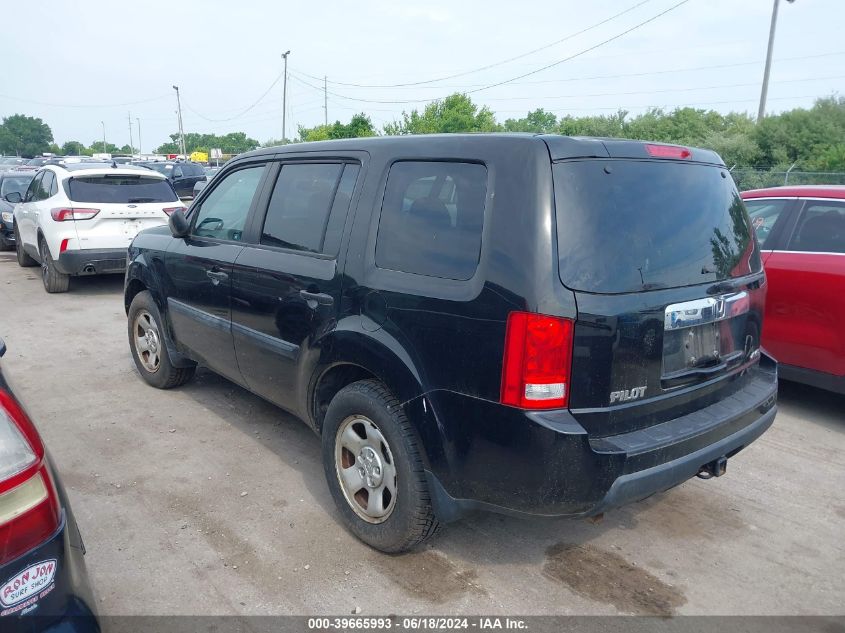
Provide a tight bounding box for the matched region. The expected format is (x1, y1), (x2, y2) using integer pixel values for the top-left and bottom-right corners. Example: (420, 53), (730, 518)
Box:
(741, 185), (845, 394)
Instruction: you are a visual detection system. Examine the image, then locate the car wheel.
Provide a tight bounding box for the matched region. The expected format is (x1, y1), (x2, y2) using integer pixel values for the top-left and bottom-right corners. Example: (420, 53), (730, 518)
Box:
(39, 239), (69, 293)
(128, 290), (196, 389)
(14, 224), (37, 267)
(322, 379), (441, 553)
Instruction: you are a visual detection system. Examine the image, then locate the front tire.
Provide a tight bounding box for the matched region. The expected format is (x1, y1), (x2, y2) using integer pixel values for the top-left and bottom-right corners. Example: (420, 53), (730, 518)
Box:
(39, 239), (69, 293)
(14, 224), (37, 267)
(128, 290), (196, 389)
(322, 380), (441, 553)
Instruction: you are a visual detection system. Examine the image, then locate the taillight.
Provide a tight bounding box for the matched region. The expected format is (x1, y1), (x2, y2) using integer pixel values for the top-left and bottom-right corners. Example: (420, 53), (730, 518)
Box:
(500, 312), (574, 409)
(162, 207), (186, 216)
(0, 390), (60, 565)
(645, 144), (691, 159)
(50, 208), (99, 222)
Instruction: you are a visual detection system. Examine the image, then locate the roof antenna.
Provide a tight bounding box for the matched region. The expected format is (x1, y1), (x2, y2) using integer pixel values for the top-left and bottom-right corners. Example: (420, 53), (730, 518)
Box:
(112, 160), (117, 169)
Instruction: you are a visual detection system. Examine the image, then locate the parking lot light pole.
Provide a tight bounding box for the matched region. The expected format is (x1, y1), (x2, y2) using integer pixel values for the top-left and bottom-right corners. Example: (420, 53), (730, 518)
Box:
(101, 121), (106, 153)
(282, 51), (290, 143)
(172, 85), (187, 158)
(757, 0), (796, 123)
(137, 118), (142, 157)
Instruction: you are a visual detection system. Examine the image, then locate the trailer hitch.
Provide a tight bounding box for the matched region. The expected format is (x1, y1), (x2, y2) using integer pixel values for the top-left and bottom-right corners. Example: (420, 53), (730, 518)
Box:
(697, 456), (727, 479)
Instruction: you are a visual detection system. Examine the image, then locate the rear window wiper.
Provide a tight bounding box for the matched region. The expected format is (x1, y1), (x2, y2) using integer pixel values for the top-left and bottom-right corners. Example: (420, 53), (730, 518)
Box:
(127, 197), (157, 203)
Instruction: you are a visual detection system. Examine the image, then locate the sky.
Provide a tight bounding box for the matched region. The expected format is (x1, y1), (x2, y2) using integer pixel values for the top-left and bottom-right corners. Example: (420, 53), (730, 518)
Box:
(2, 0), (844, 151)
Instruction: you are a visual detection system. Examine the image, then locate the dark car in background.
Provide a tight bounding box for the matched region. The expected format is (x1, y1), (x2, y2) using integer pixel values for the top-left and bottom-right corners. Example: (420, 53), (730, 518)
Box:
(742, 185), (845, 393)
(0, 338), (99, 631)
(139, 161), (205, 198)
(124, 134), (777, 553)
(0, 172), (34, 250)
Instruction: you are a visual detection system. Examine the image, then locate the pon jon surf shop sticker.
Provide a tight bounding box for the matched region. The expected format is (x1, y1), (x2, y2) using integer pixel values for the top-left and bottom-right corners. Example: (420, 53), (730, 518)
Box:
(0, 559), (57, 616)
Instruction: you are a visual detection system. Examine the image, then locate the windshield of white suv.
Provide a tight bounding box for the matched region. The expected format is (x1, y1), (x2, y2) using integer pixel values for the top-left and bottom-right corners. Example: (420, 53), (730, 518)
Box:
(67, 175), (178, 204)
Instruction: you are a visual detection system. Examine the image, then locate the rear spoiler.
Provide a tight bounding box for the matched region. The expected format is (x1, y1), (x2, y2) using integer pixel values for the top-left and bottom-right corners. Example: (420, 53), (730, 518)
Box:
(540, 135), (724, 166)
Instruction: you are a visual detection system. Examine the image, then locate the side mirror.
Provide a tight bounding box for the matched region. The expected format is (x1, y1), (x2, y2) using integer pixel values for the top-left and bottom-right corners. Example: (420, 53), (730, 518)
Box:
(4, 191), (23, 204)
(168, 209), (190, 238)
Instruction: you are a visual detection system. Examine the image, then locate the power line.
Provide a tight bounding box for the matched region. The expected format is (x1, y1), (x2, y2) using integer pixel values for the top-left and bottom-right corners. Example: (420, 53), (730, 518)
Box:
(297, 0), (653, 88)
(184, 71), (285, 122)
(288, 0), (693, 105)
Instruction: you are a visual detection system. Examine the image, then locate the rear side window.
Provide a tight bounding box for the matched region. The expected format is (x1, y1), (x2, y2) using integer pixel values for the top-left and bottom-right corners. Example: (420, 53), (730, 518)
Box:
(788, 200), (845, 253)
(67, 175), (178, 203)
(744, 198), (790, 249)
(261, 163), (344, 253)
(554, 160), (760, 294)
(376, 161), (487, 280)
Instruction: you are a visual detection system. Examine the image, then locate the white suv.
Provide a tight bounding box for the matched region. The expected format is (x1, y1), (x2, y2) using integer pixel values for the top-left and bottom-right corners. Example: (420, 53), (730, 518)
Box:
(8, 164), (185, 293)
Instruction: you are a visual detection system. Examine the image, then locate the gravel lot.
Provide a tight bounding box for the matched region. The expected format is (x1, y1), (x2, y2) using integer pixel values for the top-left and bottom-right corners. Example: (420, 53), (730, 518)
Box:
(0, 250), (843, 617)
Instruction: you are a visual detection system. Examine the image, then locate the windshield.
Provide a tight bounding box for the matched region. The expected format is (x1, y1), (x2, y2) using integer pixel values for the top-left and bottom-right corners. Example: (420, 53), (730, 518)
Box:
(26, 158), (48, 166)
(1, 175), (34, 197)
(67, 175), (177, 203)
(554, 159), (760, 294)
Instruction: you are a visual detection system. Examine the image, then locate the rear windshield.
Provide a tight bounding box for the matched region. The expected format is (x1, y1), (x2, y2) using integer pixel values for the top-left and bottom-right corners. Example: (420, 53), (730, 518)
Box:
(553, 160), (760, 294)
(67, 175), (177, 204)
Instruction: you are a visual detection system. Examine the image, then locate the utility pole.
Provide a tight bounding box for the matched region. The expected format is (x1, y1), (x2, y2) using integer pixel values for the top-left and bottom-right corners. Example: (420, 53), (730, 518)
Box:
(757, 0), (796, 123)
(324, 76), (328, 126)
(281, 50), (290, 142)
(172, 85), (187, 157)
(137, 117), (142, 156)
(128, 111), (134, 156)
(101, 121), (107, 153)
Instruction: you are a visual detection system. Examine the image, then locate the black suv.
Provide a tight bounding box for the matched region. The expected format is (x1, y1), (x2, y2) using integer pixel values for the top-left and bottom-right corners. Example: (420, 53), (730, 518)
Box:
(139, 161), (206, 198)
(124, 135), (777, 552)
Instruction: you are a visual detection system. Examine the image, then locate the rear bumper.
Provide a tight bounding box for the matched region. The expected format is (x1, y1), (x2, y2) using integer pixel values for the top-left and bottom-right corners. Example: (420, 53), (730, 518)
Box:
(55, 249), (127, 276)
(418, 354), (778, 521)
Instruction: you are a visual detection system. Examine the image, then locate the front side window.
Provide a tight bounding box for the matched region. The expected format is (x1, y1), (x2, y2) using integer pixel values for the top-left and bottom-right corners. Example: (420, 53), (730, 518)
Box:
(261, 163), (344, 253)
(744, 198), (790, 249)
(788, 200), (845, 254)
(376, 161), (487, 280)
(192, 165), (265, 241)
(25, 172), (43, 202)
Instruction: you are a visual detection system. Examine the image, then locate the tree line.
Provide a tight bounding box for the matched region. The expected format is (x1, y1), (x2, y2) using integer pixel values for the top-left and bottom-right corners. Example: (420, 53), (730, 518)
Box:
(2, 94), (844, 184)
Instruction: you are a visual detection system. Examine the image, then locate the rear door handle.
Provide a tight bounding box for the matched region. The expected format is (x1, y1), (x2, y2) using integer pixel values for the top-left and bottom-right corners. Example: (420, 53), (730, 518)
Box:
(299, 290), (334, 306)
(206, 270), (228, 285)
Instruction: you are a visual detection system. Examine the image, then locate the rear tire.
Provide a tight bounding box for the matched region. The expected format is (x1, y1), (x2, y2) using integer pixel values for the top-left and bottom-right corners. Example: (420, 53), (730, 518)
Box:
(321, 380), (441, 553)
(14, 224), (37, 267)
(39, 239), (69, 293)
(128, 290), (196, 389)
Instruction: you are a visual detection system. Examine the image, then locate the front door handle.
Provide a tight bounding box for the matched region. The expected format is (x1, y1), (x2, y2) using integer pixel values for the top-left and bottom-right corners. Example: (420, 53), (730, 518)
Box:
(299, 290), (334, 306)
(206, 270), (228, 285)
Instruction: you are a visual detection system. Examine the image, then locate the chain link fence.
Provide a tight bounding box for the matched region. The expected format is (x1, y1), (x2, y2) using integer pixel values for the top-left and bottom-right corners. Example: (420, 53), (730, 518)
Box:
(731, 169), (845, 191)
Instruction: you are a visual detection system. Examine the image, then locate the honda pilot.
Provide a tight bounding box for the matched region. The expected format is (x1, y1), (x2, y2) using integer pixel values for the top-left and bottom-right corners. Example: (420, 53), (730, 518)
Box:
(124, 134), (777, 552)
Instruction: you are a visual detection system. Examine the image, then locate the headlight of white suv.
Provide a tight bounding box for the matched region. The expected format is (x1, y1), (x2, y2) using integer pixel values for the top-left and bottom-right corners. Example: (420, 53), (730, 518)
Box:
(0, 212), (13, 223)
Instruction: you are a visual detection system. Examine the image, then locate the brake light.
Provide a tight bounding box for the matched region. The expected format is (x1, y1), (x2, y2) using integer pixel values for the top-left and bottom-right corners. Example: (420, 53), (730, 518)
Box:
(501, 312), (574, 409)
(162, 206), (186, 216)
(0, 390), (60, 565)
(645, 144), (691, 159)
(50, 208), (99, 222)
